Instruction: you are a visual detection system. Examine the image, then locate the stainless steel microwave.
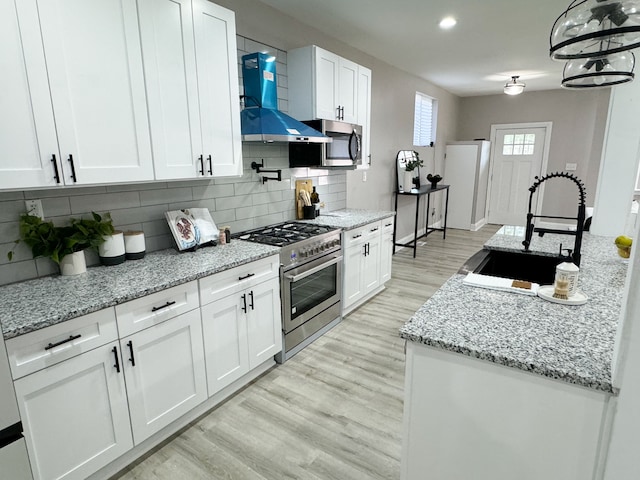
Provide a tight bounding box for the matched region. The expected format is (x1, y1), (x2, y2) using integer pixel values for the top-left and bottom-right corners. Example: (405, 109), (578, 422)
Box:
(289, 119), (362, 169)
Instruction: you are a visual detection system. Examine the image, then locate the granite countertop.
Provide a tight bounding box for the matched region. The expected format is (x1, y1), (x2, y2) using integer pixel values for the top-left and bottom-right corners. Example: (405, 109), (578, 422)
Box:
(301, 209), (395, 230)
(0, 241), (279, 340)
(400, 227), (628, 393)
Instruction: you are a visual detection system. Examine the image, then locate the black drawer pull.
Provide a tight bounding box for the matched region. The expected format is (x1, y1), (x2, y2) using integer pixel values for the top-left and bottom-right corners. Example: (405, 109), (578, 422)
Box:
(352, 234), (362, 239)
(207, 155), (213, 175)
(44, 334), (81, 351)
(370, 227), (379, 232)
(51, 154), (60, 184)
(238, 273), (255, 281)
(198, 154), (204, 175)
(112, 346), (121, 373)
(68, 154), (77, 182)
(385, 223), (393, 227)
(127, 340), (135, 367)
(151, 301), (176, 312)
(249, 291), (255, 310)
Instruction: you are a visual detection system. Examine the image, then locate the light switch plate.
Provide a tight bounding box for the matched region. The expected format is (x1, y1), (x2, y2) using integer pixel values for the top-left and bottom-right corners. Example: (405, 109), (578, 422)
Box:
(565, 163), (578, 171)
(25, 199), (44, 219)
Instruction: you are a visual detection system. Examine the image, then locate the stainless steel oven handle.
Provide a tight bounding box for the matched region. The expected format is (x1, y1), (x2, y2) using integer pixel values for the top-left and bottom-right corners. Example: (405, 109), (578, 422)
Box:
(284, 255), (342, 283)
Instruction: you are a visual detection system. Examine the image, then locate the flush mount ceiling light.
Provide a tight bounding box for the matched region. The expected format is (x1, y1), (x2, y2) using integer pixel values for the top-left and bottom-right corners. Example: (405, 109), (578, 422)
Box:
(439, 16), (457, 29)
(562, 51), (635, 87)
(504, 76), (526, 95)
(550, 0), (640, 60)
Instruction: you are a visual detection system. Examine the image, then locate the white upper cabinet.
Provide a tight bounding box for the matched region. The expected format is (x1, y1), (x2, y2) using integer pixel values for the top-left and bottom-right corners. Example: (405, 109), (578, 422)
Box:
(357, 66), (372, 169)
(288, 45), (364, 124)
(0, 0), (60, 189)
(139, 0), (242, 179)
(16, 0), (155, 186)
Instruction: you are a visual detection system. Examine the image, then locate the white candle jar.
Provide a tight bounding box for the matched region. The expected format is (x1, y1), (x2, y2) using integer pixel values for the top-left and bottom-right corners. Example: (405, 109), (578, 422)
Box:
(555, 262), (579, 297)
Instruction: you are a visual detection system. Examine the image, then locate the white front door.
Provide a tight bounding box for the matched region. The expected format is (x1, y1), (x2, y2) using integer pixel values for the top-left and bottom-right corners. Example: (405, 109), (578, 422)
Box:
(488, 124), (550, 226)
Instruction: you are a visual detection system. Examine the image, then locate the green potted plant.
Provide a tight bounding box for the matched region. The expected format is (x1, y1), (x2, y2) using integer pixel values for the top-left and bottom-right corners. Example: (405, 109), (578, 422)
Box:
(403, 157), (424, 192)
(9, 212), (115, 276)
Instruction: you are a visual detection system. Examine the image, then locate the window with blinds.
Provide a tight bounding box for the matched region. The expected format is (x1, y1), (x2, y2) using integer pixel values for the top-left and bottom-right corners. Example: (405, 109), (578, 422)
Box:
(413, 92), (437, 147)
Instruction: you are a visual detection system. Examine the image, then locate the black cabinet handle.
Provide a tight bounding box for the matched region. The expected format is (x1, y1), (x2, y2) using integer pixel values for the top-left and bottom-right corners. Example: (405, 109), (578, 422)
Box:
(249, 291), (255, 310)
(127, 340), (135, 367)
(198, 155), (204, 175)
(370, 227), (379, 232)
(68, 154), (77, 182)
(151, 301), (176, 312)
(241, 294), (247, 313)
(238, 273), (255, 281)
(207, 155), (213, 175)
(336, 106), (341, 119)
(44, 334), (81, 351)
(363, 244), (367, 257)
(352, 234), (362, 239)
(112, 346), (121, 373)
(51, 154), (61, 184)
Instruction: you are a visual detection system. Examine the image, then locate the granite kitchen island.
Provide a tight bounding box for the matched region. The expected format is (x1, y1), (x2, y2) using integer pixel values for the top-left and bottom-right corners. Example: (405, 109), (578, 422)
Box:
(400, 226), (628, 480)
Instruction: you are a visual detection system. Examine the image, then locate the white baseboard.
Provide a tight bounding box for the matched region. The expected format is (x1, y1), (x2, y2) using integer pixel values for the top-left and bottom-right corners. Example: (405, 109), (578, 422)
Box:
(471, 218), (487, 232)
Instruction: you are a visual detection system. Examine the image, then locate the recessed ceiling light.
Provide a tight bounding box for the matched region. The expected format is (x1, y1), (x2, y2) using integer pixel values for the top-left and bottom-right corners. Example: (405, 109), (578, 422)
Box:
(439, 16), (457, 29)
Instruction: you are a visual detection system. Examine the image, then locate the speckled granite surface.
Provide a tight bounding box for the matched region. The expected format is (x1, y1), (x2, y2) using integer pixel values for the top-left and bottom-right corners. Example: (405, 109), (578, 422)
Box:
(301, 209), (395, 230)
(400, 228), (627, 393)
(0, 241), (279, 340)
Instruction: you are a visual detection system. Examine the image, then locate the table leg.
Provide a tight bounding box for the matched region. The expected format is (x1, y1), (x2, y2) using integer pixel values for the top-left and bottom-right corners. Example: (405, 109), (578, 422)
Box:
(443, 187), (449, 239)
(426, 193), (431, 236)
(413, 194), (419, 258)
(393, 193), (399, 254)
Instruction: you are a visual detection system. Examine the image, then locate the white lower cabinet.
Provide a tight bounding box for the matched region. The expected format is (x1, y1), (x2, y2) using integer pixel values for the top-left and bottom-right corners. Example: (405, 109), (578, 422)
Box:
(120, 309), (207, 445)
(343, 218), (394, 314)
(201, 276), (281, 396)
(14, 341), (133, 480)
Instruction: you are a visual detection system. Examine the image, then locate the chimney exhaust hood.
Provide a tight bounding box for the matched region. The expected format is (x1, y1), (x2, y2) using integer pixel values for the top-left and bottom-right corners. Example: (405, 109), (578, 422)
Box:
(240, 53), (330, 143)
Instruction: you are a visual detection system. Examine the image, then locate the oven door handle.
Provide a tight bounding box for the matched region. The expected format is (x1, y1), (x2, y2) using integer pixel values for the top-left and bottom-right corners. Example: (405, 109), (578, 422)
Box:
(284, 255), (342, 283)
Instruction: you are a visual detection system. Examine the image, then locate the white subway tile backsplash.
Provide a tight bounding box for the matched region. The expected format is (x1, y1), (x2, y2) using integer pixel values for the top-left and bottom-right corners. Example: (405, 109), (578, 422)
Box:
(0, 261), (38, 285)
(42, 197), (72, 218)
(236, 204), (269, 220)
(192, 183), (235, 199)
(140, 187), (193, 207)
(70, 191), (141, 214)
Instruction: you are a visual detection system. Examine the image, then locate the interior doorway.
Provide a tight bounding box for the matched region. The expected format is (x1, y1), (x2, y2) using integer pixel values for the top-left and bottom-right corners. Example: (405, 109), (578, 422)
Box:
(487, 122), (552, 226)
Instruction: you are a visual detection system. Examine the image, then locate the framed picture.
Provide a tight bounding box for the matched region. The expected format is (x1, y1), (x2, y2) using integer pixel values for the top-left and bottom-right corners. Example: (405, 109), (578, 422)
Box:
(165, 208), (219, 251)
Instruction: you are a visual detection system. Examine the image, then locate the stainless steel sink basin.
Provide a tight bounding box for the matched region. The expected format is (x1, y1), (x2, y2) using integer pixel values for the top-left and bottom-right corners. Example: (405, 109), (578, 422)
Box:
(460, 249), (563, 285)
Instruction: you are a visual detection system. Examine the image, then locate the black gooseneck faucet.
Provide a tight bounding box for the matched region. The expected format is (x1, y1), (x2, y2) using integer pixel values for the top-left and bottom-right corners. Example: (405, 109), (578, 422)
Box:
(522, 172), (586, 267)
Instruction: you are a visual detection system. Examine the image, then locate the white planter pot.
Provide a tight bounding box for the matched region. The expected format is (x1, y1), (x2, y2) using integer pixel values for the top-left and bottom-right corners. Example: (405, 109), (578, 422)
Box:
(59, 250), (87, 276)
(99, 231), (126, 266)
(403, 170), (415, 192)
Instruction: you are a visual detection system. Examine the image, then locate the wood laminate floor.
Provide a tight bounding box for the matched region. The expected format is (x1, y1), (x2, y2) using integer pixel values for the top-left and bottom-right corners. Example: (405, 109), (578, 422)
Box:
(112, 225), (500, 480)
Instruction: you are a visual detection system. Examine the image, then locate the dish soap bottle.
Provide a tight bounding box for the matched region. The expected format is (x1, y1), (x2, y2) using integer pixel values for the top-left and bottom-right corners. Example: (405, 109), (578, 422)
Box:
(311, 186), (320, 217)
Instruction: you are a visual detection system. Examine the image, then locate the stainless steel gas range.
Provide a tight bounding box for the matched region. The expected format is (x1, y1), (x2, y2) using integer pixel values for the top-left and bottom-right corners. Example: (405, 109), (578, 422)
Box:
(237, 222), (342, 362)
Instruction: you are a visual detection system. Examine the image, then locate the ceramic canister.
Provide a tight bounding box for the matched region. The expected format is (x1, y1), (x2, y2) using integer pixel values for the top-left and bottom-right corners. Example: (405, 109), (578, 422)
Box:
(99, 231), (126, 266)
(555, 262), (579, 297)
(124, 230), (146, 260)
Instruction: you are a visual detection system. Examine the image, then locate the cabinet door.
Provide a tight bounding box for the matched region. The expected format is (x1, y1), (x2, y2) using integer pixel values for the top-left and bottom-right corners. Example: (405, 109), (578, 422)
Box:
(121, 309), (206, 445)
(31, 0), (154, 185)
(201, 293), (249, 396)
(0, 0), (61, 190)
(343, 242), (365, 310)
(363, 230), (381, 294)
(247, 278), (282, 369)
(314, 47), (340, 121)
(379, 220), (394, 284)
(193, 0), (242, 177)
(138, 0), (204, 180)
(338, 57), (358, 123)
(14, 342), (132, 480)
(357, 66), (372, 169)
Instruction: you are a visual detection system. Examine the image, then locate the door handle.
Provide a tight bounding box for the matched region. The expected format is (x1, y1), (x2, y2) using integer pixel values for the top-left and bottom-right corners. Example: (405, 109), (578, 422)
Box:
(68, 154), (77, 182)
(127, 340), (135, 367)
(249, 291), (255, 310)
(198, 155), (204, 175)
(207, 155), (213, 175)
(241, 294), (247, 313)
(51, 154), (61, 184)
(112, 346), (121, 373)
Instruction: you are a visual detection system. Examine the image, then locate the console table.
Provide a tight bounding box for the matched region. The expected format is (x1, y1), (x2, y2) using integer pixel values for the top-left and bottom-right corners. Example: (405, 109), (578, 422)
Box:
(393, 185), (450, 257)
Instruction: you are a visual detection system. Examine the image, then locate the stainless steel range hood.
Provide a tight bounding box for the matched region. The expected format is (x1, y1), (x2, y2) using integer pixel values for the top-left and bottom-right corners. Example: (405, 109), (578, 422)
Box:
(240, 53), (330, 143)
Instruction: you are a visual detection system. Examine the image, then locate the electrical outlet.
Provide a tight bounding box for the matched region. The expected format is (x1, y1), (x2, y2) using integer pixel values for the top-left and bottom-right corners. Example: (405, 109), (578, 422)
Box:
(25, 199), (44, 219)
(565, 163), (578, 171)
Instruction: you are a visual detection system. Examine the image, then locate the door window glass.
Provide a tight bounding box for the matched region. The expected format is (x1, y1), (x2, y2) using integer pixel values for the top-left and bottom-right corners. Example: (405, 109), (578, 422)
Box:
(502, 133), (536, 156)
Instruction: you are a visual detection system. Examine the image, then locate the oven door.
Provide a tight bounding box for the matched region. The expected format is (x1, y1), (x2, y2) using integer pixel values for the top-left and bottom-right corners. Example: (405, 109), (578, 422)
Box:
(282, 253), (342, 333)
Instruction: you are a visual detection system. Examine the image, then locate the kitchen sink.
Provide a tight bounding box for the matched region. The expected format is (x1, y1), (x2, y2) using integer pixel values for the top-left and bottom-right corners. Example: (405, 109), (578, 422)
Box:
(460, 249), (563, 285)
